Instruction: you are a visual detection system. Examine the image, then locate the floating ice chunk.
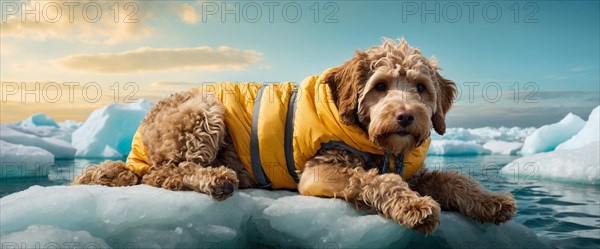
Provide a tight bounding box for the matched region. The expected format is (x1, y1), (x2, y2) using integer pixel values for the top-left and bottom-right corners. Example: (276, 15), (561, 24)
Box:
(9, 123), (72, 142)
(16, 113), (59, 127)
(72, 99), (153, 158)
(483, 140), (523, 155)
(556, 105), (599, 151)
(501, 126), (538, 142)
(431, 127), (536, 144)
(520, 113), (585, 155)
(0, 225), (110, 249)
(431, 128), (478, 141)
(470, 126), (536, 143)
(0, 124), (76, 159)
(0, 185), (549, 249)
(11, 115), (80, 142)
(428, 140), (491, 156)
(57, 120), (81, 132)
(502, 143), (600, 185)
(0, 140), (54, 178)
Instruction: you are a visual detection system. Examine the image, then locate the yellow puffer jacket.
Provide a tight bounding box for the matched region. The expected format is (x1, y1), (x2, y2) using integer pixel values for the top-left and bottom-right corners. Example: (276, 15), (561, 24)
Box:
(126, 68), (430, 190)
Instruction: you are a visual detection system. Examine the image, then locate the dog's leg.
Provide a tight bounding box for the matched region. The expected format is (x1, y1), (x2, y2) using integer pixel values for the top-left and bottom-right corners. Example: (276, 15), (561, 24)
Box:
(72, 160), (140, 187)
(212, 136), (256, 189)
(140, 162), (239, 200)
(410, 170), (516, 224)
(179, 162), (239, 201)
(141, 163), (185, 191)
(299, 164), (440, 234)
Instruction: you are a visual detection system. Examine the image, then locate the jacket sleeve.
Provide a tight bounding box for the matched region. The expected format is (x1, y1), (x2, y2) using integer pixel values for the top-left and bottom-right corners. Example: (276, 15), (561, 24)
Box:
(125, 127), (150, 176)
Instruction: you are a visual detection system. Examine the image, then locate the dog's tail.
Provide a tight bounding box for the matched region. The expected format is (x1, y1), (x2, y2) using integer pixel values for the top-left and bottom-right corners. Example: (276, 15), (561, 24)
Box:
(72, 160), (140, 187)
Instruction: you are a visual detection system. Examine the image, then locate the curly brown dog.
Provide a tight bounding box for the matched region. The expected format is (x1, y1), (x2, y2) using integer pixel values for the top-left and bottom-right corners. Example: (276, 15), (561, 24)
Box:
(73, 39), (515, 234)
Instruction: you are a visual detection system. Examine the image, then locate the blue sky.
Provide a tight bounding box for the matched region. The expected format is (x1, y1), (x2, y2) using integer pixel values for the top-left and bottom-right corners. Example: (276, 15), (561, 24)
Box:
(1, 0), (598, 127)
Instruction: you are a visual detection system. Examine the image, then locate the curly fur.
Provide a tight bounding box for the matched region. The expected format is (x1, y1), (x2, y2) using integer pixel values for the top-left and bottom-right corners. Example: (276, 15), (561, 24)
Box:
(72, 38), (515, 233)
(142, 89), (226, 167)
(72, 160), (139, 187)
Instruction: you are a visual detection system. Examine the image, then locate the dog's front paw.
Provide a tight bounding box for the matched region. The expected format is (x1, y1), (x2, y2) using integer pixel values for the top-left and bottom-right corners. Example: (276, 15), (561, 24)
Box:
(473, 193), (516, 224)
(488, 193), (516, 224)
(407, 196), (441, 234)
(411, 201), (441, 234)
(182, 165), (239, 201)
(209, 166), (239, 201)
(385, 195), (441, 234)
(209, 177), (237, 201)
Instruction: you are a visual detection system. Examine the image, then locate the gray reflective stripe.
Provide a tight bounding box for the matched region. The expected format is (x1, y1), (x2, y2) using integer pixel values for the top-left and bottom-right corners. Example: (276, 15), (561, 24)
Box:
(321, 141), (374, 165)
(250, 84), (271, 188)
(284, 86), (300, 182)
(381, 151), (391, 173)
(394, 154), (405, 176)
(382, 151), (405, 176)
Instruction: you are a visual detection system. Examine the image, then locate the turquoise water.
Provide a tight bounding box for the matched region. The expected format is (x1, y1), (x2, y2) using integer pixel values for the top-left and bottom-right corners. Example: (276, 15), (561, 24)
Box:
(1, 156), (599, 249)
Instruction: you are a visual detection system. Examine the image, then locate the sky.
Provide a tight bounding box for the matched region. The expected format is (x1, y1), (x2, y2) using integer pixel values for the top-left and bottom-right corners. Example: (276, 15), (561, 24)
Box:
(1, 0), (599, 128)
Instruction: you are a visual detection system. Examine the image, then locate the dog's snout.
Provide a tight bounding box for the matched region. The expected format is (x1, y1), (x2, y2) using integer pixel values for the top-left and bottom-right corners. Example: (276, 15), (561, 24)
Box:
(396, 109), (415, 127)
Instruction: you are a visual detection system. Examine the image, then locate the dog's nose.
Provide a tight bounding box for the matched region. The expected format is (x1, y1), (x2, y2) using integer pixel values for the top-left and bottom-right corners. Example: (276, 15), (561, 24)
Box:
(396, 110), (415, 127)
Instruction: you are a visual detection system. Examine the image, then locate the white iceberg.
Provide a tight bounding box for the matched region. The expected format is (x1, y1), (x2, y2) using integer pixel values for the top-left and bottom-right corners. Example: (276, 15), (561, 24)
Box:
(16, 113), (59, 127)
(520, 113), (585, 155)
(0, 140), (54, 179)
(0, 185), (549, 249)
(504, 106), (600, 185)
(72, 99), (153, 158)
(431, 127), (536, 144)
(483, 140), (523, 155)
(0, 124), (76, 159)
(57, 120), (81, 134)
(502, 143), (599, 185)
(431, 127), (478, 141)
(556, 105), (599, 151)
(428, 140), (491, 156)
(470, 126), (536, 143)
(9, 123), (72, 143)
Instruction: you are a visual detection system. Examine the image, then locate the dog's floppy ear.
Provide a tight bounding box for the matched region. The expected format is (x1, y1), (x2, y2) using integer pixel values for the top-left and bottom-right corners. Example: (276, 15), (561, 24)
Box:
(432, 72), (457, 135)
(325, 51), (370, 125)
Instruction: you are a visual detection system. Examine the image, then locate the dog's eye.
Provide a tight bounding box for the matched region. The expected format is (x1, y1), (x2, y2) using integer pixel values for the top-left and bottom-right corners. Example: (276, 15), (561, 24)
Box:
(375, 82), (387, 92)
(416, 84), (426, 93)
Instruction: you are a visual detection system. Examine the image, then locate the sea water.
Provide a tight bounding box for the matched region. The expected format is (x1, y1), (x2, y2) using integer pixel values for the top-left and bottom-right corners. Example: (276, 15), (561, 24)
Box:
(1, 156), (598, 249)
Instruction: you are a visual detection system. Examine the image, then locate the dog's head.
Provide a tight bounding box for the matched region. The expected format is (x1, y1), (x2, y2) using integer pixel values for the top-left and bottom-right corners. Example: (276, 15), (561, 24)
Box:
(325, 38), (456, 155)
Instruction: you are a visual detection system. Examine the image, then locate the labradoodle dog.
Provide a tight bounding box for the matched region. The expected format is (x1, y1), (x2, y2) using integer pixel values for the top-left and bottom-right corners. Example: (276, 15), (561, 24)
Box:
(73, 39), (515, 233)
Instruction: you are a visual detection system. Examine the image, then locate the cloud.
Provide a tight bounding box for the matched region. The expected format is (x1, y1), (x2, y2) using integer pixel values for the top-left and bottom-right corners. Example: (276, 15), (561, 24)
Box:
(150, 81), (195, 88)
(0, 0), (192, 44)
(544, 74), (567, 80)
(149, 81), (201, 91)
(0, 42), (13, 55)
(570, 66), (593, 72)
(500, 90), (598, 102)
(178, 3), (199, 24)
(56, 46), (263, 73)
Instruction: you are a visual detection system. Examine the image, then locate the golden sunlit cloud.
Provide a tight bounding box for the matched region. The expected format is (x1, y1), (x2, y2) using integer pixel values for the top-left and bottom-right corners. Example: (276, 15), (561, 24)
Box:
(150, 81), (195, 88)
(0, 0), (187, 44)
(178, 3), (199, 24)
(56, 46), (263, 73)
